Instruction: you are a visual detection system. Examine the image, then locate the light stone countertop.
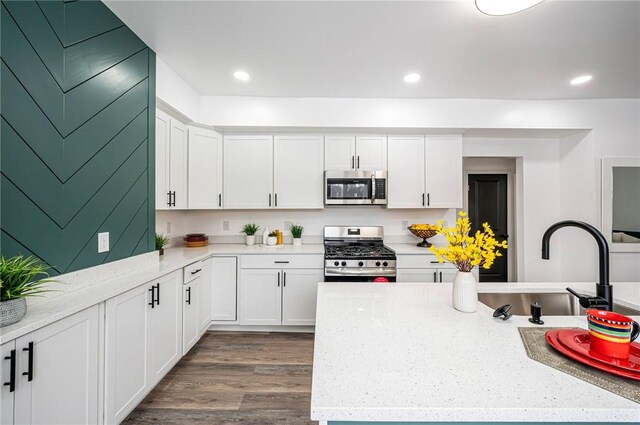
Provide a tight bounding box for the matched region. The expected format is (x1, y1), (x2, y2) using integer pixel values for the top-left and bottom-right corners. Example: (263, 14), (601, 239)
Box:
(311, 282), (640, 423)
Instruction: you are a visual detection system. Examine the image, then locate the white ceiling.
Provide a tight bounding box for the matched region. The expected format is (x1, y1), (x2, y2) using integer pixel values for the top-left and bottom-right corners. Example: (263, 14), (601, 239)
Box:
(105, 0), (640, 100)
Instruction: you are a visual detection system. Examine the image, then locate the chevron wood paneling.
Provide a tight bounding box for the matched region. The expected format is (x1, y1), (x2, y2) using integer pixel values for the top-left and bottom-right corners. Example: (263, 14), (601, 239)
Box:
(0, 0), (156, 274)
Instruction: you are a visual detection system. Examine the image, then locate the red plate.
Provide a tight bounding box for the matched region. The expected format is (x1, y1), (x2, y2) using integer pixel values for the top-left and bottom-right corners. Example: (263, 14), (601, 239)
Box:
(556, 329), (640, 373)
(545, 329), (640, 381)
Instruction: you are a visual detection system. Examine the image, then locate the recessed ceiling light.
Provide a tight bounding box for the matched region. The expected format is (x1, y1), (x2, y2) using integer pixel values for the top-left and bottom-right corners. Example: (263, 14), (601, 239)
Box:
(476, 0), (545, 16)
(233, 70), (250, 81)
(570, 75), (593, 85)
(404, 73), (421, 83)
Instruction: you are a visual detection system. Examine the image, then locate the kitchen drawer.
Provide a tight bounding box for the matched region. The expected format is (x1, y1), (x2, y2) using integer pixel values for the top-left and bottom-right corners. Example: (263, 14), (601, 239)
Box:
(240, 254), (323, 269)
(397, 254), (454, 269)
(184, 260), (205, 283)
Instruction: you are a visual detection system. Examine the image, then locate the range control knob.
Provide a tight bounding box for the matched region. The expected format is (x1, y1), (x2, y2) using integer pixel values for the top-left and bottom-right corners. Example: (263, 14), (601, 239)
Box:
(341, 261), (347, 267)
(382, 261), (388, 267)
(334, 261), (340, 266)
(375, 261), (381, 267)
(358, 261), (364, 267)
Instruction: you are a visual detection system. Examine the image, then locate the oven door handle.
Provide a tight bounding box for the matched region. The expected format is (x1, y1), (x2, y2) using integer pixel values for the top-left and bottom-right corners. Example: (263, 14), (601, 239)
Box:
(325, 269), (396, 276)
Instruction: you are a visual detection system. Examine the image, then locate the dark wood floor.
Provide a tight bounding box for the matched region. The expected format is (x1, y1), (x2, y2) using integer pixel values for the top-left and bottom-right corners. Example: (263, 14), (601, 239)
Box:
(123, 332), (317, 425)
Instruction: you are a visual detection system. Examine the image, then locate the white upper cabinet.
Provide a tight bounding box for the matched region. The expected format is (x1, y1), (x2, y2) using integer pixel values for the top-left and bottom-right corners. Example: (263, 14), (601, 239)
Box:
(325, 135), (356, 171)
(224, 135), (274, 209)
(356, 135), (387, 171)
(156, 109), (187, 209)
(324, 134), (387, 171)
(425, 135), (463, 208)
(188, 127), (223, 209)
(387, 136), (425, 208)
(387, 134), (462, 209)
(274, 135), (324, 209)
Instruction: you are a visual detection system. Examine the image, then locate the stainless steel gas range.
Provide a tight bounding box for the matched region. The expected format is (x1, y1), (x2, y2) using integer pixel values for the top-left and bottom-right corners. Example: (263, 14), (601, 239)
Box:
(323, 226), (397, 282)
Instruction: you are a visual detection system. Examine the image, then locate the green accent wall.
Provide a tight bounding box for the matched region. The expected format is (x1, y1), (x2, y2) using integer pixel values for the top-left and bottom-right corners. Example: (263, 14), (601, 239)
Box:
(0, 0), (156, 274)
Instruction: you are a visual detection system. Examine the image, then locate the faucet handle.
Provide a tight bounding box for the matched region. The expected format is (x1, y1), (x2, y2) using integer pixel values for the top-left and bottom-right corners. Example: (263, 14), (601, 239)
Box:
(566, 287), (610, 309)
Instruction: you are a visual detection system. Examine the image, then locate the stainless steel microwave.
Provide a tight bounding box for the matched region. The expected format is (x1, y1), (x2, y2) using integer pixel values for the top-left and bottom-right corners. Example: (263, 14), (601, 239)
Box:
(324, 171), (387, 205)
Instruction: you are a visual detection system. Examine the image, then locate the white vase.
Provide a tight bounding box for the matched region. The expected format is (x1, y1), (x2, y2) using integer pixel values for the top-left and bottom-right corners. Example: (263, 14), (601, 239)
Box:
(452, 271), (477, 313)
(292, 238), (302, 247)
(246, 235), (255, 246)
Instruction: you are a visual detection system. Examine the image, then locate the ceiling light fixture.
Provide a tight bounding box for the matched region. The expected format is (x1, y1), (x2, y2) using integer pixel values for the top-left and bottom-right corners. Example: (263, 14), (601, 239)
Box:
(233, 70), (250, 81)
(476, 0), (545, 16)
(404, 73), (421, 83)
(570, 75), (593, 86)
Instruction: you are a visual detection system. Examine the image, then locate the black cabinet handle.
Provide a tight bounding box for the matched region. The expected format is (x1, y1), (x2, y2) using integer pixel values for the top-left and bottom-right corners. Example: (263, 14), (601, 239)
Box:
(433, 271), (437, 283)
(439, 271), (443, 282)
(268, 193), (272, 207)
(351, 156), (355, 169)
(427, 193), (430, 206)
(148, 285), (156, 308)
(190, 268), (202, 275)
(218, 194), (222, 207)
(283, 272), (286, 287)
(277, 272), (280, 287)
(422, 193), (425, 206)
(167, 191), (172, 207)
(22, 342), (33, 382)
(172, 191), (176, 207)
(4, 349), (16, 392)
(357, 156), (360, 169)
(156, 283), (160, 306)
(186, 287), (191, 305)
(274, 193), (278, 207)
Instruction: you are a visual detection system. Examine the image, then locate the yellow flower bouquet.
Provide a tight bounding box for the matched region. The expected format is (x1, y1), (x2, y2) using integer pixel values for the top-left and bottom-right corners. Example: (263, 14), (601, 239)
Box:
(429, 211), (508, 272)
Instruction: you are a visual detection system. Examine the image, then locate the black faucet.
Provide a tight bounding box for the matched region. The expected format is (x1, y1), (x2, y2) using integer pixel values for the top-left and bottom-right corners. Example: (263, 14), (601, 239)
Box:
(541, 220), (613, 311)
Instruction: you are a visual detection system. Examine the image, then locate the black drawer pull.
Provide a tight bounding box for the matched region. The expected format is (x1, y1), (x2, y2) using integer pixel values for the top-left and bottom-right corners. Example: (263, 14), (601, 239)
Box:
(190, 268), (202, 275)
(430, 260), (439, 264)
(22, 342), (33, 382)
(4, 349), (16, 392)
(274, 261), (289, 264)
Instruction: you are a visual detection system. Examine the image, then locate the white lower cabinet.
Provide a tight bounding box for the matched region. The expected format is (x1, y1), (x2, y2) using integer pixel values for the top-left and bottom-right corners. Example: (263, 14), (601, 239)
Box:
(183, 278), (201, 354)
(105, 270), (182, 424)
(397, 268), (456, 283)
(1, 306), (100, 425)
(211, 257), (238, 322)
(240, 267), (322, 326)
(198, 258), (214, 332)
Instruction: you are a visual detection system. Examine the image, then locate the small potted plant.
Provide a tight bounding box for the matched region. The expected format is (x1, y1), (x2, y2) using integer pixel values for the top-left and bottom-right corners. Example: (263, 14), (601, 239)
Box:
(155, 233), (170, 255)
(0, 255), (55, 327)
(290, 224), (304, 246)
(267, 231), (278, 246)
(241, 223), (260, 246)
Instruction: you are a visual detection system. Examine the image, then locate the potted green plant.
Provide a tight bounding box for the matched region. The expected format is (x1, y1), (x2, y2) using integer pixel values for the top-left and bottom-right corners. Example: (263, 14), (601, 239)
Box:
(241, 223), (260, 246)
(266, 231), (278, 246)
(0, 255), (55, 327)
(290, 224), (304, 246)
(155, 233), (170, 255)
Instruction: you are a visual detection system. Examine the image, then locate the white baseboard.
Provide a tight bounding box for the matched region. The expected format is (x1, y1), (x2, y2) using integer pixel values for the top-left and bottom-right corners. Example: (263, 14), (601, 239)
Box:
(207, 324), (315, 333)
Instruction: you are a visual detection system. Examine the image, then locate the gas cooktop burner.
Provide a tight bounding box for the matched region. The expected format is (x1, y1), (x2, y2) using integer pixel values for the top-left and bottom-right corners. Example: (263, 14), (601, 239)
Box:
(325, 244), (396, 260)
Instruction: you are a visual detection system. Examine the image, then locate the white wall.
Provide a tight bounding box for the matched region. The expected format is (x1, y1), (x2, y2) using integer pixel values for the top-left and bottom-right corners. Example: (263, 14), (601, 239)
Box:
(156, 57), (201, 121)
(192, 96), (640, 283)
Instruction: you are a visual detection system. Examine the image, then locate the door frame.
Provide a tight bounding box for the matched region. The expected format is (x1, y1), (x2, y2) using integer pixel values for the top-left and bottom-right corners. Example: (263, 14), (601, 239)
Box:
(463, 160), (517, 282)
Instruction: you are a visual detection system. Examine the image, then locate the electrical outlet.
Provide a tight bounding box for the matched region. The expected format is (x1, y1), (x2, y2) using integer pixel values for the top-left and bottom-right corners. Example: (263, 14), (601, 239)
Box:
(401, 220), (408, 231)
(223, 221), (230, 231)
(98, 232), (109, 253)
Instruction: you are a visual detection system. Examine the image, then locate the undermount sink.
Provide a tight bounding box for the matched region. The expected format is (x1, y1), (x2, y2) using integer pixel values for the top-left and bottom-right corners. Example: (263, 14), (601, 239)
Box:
(478, 292), (640, 316)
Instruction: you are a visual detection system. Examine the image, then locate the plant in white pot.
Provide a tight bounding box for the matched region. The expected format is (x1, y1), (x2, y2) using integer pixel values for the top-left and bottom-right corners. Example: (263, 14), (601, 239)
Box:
(241, 223), (260, 246)
(429, 211), (508, 313)
(290, 224), (304, 246)
(266, 231), (278, 246)
(0, 255), (55, 327)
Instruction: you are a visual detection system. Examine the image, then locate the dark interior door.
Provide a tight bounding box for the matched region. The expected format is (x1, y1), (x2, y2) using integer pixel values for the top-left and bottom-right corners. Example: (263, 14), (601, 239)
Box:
(468, 174), (508, 282)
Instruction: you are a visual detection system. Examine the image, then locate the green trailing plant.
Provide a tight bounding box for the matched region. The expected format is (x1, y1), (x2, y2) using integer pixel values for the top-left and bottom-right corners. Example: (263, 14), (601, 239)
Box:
(241, 223), (260, 236)
(268, 231), (278, 237)
(0, 255), (55, 301)
(290, 224), (304, 239)
(155, 233), (170, 250)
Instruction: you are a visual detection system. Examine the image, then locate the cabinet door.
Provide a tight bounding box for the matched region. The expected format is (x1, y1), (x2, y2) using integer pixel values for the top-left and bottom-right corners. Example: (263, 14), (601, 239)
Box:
(274, 135), (324, 209)
(188, 127), (223, 209)
(198, 258), (214, 333)
(281, 269), (323, 326)
(239, 269), (282, 325)
(1, 341), (16, 425)
(356, 135), (387, 170)
(387, 136), (425, 208)
(438, 268), (458, 283)
(183, 280), (200, 354)
(147, 271), (182, 387)
(224, 135), (274, 209)
(324, 134), (356, 171)
(105, 285), (150, 425)
(212, 257), (238, 322)
(14, 306), (100, 425)
(397, 268), (439, 283)
(169, 118), (188, 209)
(425, 135), (463, 208)
(155, 109), (171, 210)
